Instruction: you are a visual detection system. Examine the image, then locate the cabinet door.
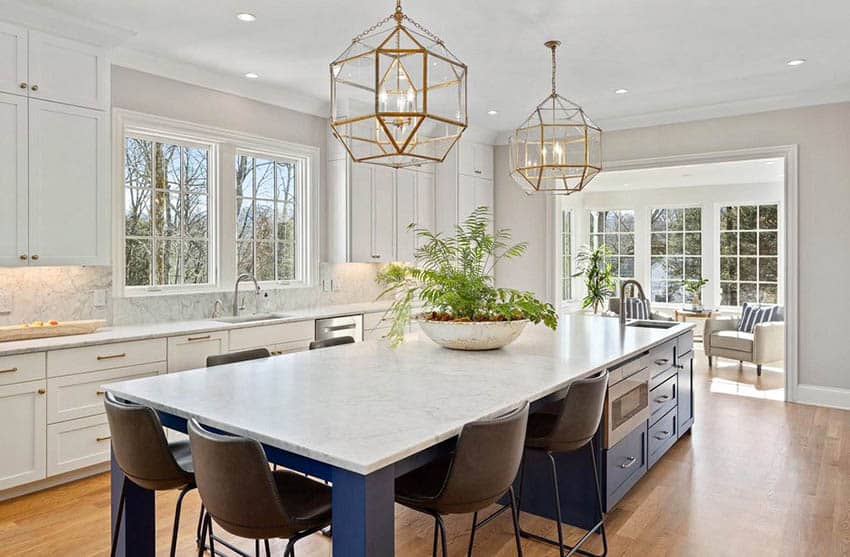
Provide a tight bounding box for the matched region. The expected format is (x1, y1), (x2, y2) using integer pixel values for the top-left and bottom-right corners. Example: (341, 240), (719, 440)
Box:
(457, 173), (477, 223)
(677, 350), (694, 436)
(458, 140), (476, 177)
(395, 168), (417, 262)
(372, 166), (395, 262)
(28, 100), (109, 266)
(0, 22), (27, 97)
(0, 380), (47, 490)
(415, 171), (436, 247)
(474, 177), (495, 234)
(28, 31), (109, 110)
(167, 332), (228, 372)
(349, 163), (373, 262)
(0, 92), (28, 266)
(473, 144), (494, 180)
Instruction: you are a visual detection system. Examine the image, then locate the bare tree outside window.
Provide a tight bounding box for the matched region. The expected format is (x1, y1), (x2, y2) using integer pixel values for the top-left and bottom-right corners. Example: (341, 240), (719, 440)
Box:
(124, 136), (211, 288)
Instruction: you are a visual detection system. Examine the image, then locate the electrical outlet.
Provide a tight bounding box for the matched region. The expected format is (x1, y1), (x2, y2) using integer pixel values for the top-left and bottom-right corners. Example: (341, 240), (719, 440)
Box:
(92, 289), (107, 308)
(0, 291), (11, 314)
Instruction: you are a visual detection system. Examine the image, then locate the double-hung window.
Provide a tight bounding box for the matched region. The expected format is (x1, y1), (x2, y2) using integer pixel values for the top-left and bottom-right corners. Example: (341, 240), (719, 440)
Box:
(588, 210), (635, 281)
(561, 210), (573, 301)
(650, 207), (702, 303)
(719, 204), (779, 305)
(124, 135), (213, 289)
(236, 153), (303, 283)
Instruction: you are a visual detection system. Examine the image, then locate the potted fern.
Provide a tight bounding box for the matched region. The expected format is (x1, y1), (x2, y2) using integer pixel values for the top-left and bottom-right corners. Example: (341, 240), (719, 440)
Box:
(573, 244), (616, 314)
(376, 207), (558, 349)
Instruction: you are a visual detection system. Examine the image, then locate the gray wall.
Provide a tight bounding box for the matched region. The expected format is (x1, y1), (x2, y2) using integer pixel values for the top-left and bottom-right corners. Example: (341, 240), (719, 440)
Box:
(494, 101), (850, 393)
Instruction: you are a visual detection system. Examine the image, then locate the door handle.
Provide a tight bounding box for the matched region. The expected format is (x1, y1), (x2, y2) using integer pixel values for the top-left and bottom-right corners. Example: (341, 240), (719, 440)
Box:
(97, 353), (127, 361)
(654, 394), (670, 403)
(96, 435), (111, 442)
(187, 335), (212, 342)
(619, 456), (637, 469)
(653, 430), (673, 441)
(0, 367), (18, 374)
(654, 358), (670, 366)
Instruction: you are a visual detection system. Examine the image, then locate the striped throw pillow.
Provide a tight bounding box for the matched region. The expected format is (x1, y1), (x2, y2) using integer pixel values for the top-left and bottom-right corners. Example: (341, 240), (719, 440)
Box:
(623, 297), (650, 320)
(738, 303), (776, 333)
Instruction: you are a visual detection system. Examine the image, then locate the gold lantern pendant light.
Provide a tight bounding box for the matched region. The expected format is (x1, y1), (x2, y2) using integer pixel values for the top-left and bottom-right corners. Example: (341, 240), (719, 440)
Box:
(510, 41), (602, 194)
(330, 0), (468, 169)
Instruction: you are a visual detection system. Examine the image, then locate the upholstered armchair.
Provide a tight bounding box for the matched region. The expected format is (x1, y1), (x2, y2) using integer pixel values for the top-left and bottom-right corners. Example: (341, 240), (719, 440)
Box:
(703, 307), (784, 376)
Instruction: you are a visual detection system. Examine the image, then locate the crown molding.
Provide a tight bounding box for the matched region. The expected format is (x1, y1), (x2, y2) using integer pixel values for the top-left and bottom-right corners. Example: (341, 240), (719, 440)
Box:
(0, 0), (134, 47)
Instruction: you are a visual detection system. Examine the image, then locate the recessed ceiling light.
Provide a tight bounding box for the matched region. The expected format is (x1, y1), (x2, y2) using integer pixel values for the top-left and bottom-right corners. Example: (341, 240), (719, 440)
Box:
(487, 110), (498, 115)
(236, 12), (256, 22)
(244, 72), (259, 79)
(786, 58), (806, 66)
(614, 88), (629, 94)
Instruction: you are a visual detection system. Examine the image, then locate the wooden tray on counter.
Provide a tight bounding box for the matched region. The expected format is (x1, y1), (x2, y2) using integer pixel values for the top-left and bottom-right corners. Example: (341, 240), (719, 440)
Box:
(0, 320), (107, 342)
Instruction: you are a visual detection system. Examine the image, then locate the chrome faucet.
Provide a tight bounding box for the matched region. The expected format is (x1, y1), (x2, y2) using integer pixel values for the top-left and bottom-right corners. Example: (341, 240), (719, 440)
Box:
(232, 273), (260, 316)
(619, 279), (647, 324)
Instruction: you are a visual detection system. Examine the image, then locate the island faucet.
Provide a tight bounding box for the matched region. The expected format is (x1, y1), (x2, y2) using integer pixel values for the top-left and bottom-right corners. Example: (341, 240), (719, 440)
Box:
(232, 273), (261, 317)
(619, 279), (648, 324)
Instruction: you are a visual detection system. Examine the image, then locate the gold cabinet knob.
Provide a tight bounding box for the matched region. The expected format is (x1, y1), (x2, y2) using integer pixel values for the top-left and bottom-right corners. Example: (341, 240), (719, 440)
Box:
(19, 82), (27, 89)
(37, 388), (46, 395)
(19, 254), (27, 261)
(31, 254), (39, 261)
(31, 84), (38, 92)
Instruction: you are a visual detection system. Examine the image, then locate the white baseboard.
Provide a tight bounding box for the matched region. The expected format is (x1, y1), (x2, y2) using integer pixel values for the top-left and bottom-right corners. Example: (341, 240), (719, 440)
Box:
(794, 384), (850, 410)
(0, 462), (109, 502)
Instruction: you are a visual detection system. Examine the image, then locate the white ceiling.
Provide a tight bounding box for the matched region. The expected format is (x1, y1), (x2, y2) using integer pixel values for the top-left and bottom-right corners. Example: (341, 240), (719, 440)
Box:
(589, 158), (784, 192)
(19, 0), (850, 133)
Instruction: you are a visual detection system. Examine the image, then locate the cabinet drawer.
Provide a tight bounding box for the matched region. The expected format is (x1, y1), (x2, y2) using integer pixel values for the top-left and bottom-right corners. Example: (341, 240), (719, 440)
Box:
(608, 353), (648, 385)
(0, 352), (46, 386)
(47, 414), (111, 476)
(605, 422), (647, 501)
(47, 338), (167, 377)
(167, 331), (228, 373)
(648, 408), (678, 468)
(648, 339), (676, 379)
(229, 321), (313, 352)
(46, 362), (163, 424)
(649, 372), (677, 424)
(677, 332), (694, 360)
(269, 340), (311, 356)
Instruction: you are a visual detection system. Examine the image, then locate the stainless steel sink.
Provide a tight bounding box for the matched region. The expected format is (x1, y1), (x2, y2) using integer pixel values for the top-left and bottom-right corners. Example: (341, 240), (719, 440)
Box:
(626, 320), (679, 329)
(214, 313), (291, 324)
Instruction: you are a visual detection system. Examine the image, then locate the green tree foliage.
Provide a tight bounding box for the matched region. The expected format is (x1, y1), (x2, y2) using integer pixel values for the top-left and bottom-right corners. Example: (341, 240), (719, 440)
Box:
(573, 244), (616, 314)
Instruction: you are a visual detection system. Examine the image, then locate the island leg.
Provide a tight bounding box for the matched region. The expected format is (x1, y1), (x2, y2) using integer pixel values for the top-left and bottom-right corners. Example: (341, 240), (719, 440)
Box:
(110, 450), (155, 557)
(331, 465), (395, 557)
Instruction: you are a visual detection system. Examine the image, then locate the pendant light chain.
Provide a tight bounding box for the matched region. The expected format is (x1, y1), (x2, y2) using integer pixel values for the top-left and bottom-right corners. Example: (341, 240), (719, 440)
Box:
(550, 42), (558, 96)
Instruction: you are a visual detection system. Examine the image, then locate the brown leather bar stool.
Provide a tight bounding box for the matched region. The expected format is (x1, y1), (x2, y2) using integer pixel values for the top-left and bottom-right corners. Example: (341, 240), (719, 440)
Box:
(104, 393), (196, 557)
(188, 418), (332, 557)
(206, 347), (271, 367)
(309, 336), (355, 350)
(395, 402), (530, 557)
(517, 370), (609, 557)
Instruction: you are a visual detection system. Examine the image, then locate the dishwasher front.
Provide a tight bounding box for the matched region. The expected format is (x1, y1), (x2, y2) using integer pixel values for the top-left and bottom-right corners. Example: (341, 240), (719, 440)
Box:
(314, 314), (363, 343)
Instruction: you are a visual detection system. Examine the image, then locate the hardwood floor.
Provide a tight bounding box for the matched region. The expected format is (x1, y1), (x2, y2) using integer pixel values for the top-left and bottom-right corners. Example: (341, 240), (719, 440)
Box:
(1, 347), (848, 556)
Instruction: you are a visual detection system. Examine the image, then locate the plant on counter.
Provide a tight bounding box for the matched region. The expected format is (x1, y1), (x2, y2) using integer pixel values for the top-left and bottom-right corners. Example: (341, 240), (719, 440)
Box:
(376, 207), (558, 347)
(683, 277), (709, 309)
(573, 244), (616, 314)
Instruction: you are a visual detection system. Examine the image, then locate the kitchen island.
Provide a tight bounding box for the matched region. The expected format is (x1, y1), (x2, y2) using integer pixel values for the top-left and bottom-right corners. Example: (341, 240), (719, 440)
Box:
(103, 315), (694, 557)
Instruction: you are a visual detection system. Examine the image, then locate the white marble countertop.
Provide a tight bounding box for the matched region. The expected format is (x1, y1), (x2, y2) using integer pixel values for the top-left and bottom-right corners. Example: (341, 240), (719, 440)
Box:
(0, 301), (398, 356)
(104, 315), (694, 475)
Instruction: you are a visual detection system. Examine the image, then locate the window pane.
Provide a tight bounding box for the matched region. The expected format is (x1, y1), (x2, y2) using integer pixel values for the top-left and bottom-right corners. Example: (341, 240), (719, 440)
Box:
(620, 257), (634, 278)
(651, 281), (666, 303)
(236, 156), (254, 197)
(759, 284), (778, 304)
(650, 257), (666, 282)
(684, 208), (701, 231)
(720, 206), (738, 230)
(154, 190), (181, 237)
(720, 232), (737, 255)
(667, 281), (683, 303)
(184, 147), (208, 194)
(277, 241), (295, 280)
(604, 234), (618, 252)
(668, 257), (684, 279)
(125, 239), (151, 287)
(651, 209), (666, 232)
(720, 257), (738, 280)
(740, 257), (757, 281)
(236, 197), (254, 240)
(759, 205), (778, 229)
(619, 211), (635, 232)
(125, 189), (151, 236)
(620, 234), (634, 256)
(608, 257), (619, 277)
(720, 282), (738, 306)
(237, 241), (254, 274)
(604, 211), (618, 232)
(759, 231), (778, 255)
(589, 212), (603, 234)
(667, 233), (684, 255)
(155, 143), (181, 192)
(651, 233), (666, 255)
(155, 239), (180, 285)
(739, 231), (757, 255)
(125, 137), (152, 189)
(740, 283), (758, 303)
(276, 202), (293, 242)
(685, 257), (702, 280)
(255, 201), (274, 240)
(740, 205), (757, 230)
(184, 193), (208, 238)
(276, 162), (295, 203)
(760, 257), (778, 282)
(183, 240), (208, 284)
(255, 242), (274, 281)
(255, 159), (275, 199)
(684, 232), (701, 255)
(668, 209), (684, 231)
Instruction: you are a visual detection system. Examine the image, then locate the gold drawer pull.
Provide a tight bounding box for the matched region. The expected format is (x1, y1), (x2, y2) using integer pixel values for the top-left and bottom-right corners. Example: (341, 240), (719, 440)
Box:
(97, 353), (126, 361)
(96, 435), (111, 442)
(37, 388), (46, 395)
(96, 390), (106, 396)
(187, 335), (211, 342)
(0, 367), (19, 374)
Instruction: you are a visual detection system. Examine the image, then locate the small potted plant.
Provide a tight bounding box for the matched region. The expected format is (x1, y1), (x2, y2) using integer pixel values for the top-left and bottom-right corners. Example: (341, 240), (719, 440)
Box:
(683, 278), (709, 311)
(376, 207), (558, 350)
(573, 245), (616, 314)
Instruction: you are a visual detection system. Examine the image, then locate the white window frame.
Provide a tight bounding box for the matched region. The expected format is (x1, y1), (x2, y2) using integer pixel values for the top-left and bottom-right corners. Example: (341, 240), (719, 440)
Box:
(586, 207), (636, 282)
(560, 209), (574, 303)
(113, 110), (320, 297)
(647, 204), (704, 305)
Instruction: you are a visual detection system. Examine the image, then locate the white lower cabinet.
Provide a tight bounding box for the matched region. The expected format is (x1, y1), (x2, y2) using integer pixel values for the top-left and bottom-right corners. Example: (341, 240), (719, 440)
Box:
(0, 380), (47, 490)
(47, 413), (110, 476)
(167, 331), (228, 373)
(229, 321), (314, 353)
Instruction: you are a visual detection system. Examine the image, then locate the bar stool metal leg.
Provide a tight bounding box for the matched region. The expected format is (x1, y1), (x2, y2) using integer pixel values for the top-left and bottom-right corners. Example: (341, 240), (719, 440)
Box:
(169, 484), (194, 557)
(467, 511), (478, 557)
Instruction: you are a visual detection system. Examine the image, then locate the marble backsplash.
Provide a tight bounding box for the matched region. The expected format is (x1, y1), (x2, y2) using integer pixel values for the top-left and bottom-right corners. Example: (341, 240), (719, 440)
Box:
(0, 263), (386, 326)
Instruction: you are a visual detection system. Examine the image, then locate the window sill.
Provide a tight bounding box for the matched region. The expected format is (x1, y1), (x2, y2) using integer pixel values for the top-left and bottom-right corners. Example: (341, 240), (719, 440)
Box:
(119, 281), (315, 299)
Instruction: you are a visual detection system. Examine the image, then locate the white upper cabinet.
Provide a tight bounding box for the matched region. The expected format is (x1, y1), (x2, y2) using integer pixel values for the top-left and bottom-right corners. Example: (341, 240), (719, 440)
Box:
(0, 92), (27, 266)
(27, 100), (109, 266)
(348, 163), (373, 263)
(371, 167), (395, 263)
(396, 169), (417, 262)
(0, 22), (27, 96)
(459, 141), (494, 180)
(27, 31), (109, 110)
(437, 139), (495, 234)
(415, 171), (435, 248)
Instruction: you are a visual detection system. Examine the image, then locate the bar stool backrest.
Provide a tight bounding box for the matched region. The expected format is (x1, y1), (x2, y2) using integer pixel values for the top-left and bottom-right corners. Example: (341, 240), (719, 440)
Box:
(547, 370), (609, 453)
(309, 336), (355, 350)
(206, 348), (271, 367)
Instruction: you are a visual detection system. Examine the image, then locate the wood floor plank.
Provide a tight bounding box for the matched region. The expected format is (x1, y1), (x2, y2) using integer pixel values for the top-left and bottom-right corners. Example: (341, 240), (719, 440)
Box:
(0, 347), (847, 556)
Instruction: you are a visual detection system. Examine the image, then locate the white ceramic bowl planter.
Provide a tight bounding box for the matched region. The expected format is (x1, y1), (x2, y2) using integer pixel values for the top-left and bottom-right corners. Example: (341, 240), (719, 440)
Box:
(417, 317), (529, 350)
